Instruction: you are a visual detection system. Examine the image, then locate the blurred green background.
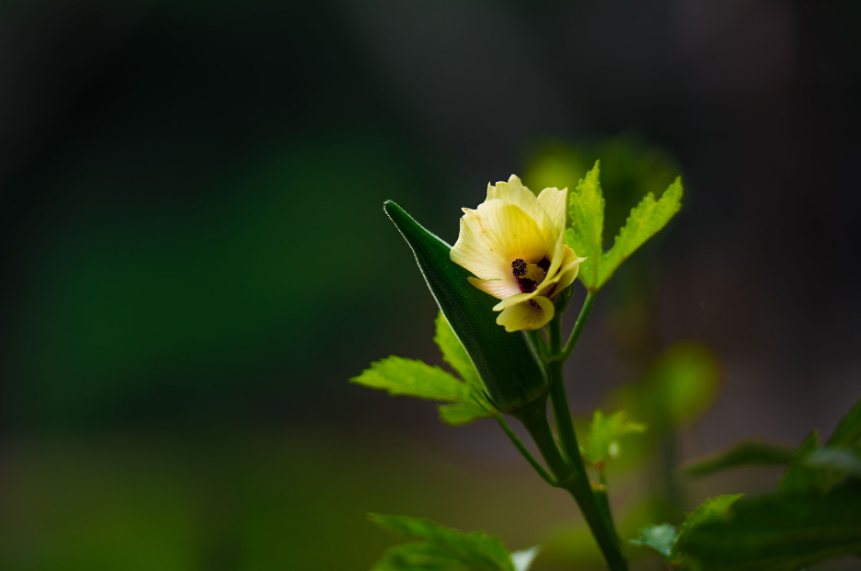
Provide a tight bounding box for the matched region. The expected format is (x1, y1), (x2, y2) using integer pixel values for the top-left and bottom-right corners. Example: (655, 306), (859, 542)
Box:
(1, 1), (860, 570)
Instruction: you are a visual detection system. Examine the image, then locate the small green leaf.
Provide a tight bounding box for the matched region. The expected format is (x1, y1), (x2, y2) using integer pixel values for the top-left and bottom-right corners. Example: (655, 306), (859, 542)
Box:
(434, 312), (488, 402)
(565, 161), (682, 292)
(676, 488), (861, 571)
(510, 547), (540, 571)
(780, 431), (825, 494)
(678, 494), (744, 538)
(581, 409), (646, 465)
(682, 440), (796, 478)
(565, 161), (605, 290)
(600, 177), (682, 289)
(371, 542), (470, 571)
(369, 514), (514, 571)
(629, 523), (677, 563)
(438, 401), (493, 426)
(826, 396), (861, 449)
(352, 357), (470, 402)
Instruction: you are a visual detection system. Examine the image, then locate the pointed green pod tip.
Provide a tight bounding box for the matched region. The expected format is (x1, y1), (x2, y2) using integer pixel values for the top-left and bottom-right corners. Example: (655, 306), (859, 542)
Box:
(383, 200), (549, 412)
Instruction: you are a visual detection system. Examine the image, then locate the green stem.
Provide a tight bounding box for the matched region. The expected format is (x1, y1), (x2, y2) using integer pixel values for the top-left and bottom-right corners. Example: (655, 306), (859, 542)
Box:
(495, 415), (556, 487)
(513, 396), (628, 571)
(553, 291), (597, 362)
(595, 468), (618, 539)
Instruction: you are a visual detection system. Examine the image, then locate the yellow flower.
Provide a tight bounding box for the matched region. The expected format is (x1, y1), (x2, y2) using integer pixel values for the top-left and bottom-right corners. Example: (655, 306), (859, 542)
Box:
(451, 175), (585, 332)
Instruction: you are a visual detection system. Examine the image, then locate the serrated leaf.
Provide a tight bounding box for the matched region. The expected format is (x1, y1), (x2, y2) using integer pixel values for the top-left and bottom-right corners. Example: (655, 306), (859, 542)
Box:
(565, 161), (605, 290)
(510, 547), (540, 571)
(371, 542), (471, 571)
(352, 357), (470, 402)
(826, 396), (861, 449)
(682, 440), (796, 478)
(434, 312), (489, 405)
(629, 523), (677, 563)
(369, 514), (514, 571)
(438, 401), (493, 426)
(780, 431), (824, 494)
(599, 177), (682, 289)
(565, 161), (682, 292)
(678, 494), (744, 538)
(676, 488), (861, 571)
(581, 409), (646, 465)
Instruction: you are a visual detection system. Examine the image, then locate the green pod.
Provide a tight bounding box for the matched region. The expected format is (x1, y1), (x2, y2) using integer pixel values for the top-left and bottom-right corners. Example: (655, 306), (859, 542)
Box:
(384, 201), (549, 412)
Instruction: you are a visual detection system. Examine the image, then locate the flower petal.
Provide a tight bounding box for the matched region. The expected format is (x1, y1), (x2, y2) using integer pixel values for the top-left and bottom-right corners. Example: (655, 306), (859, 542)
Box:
(468, 276), (521, 300)
(451, 199), (553, 281)
(537, 187), (567, 237)
(551, 245), (586, 298)
(496, 295), (555, 332)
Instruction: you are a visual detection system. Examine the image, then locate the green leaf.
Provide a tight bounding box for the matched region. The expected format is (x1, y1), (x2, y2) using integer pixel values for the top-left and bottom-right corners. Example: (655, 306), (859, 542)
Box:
(510, 547), (540, 571)
(682, 440), (796, 478)
(600, 176), (682, 288)
(780, 431), (825, 494)
(581, 409), (646, 465)
(678, 494), (744, 538)
(434, 312), (487, 400)
(565, 161), (682, 292)
(676, 487), (861, 571)
(630, 523), (677, 563)
(565, 161), (605, 290)
(369, 514), (514, 571)
(826, 396), (861, 449)
(352, 357), (470, 402)
(438, 401), (493, 426)
(384, 202), (548, 412)
(371, 542), (471, 571)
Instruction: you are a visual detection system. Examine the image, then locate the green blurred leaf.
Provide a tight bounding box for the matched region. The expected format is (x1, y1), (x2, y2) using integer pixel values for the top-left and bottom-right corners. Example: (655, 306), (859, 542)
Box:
(630, 523), (677, 563)
(581, 409), (646, 465)
(676, 488), (861, 571)
(608, 343), (720, 436)
(780, 431), (825, 494)
(434, 312), (487, 402)
(369, 514), (515, 571)
(351, 357), (470, 402)
(678, 494), (744, 538)
(565, 162), (682, 292)
(827, 396), (861, 448)
(510, 547), (541, 571)
(566, 161), (606, 290)
(682, 440), (796, 478)
(371, 542), (471, 571)
(438, 401), (493, 427)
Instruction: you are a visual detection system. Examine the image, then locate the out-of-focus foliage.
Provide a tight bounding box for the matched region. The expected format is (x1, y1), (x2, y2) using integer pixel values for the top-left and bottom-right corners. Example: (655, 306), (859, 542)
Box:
(580, 410), (646, 466)
(565, 161), (682, 292)
(630, 494), (743, 567)
(677, 488), (861, 571)
(682, 440), (796, 478)
(369, 514), (539, 571)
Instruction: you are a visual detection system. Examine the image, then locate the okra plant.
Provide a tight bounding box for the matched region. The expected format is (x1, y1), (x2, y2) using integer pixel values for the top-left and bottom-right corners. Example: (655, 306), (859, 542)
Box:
(352, 162), (861, 571)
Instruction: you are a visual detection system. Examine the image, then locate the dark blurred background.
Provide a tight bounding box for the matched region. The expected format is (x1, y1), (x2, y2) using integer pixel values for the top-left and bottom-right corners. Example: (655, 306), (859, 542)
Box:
(1, 1), (860, 569)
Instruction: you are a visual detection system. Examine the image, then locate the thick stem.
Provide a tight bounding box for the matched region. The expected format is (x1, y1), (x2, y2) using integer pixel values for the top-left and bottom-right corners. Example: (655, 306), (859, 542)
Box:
(495, 414), (556, 487)
(514, 396), (628, 571)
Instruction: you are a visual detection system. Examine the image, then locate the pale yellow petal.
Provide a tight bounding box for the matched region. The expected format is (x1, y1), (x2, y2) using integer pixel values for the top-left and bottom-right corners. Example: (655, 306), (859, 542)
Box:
(473, 200), (553, 263)
(551, 246), (585, 298)
(451, 207), (510, 281)
(496, 295), (555, 332)
(468, 276), (521, 300)
(537, 187), (567, 237)
(486, 175), (549, 231)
